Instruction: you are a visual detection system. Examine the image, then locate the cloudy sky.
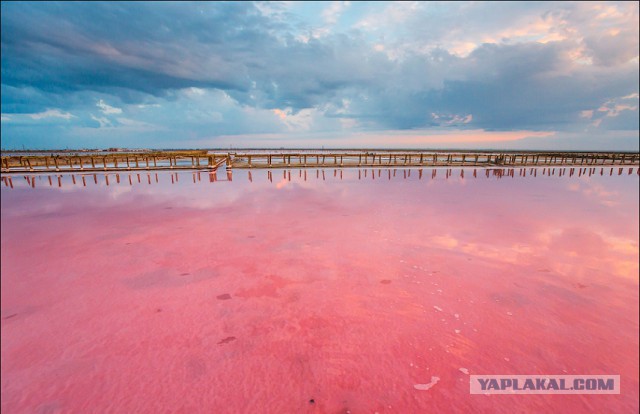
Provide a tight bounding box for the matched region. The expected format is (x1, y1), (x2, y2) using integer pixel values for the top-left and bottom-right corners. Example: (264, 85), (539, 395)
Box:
(1, 1), (638, 150)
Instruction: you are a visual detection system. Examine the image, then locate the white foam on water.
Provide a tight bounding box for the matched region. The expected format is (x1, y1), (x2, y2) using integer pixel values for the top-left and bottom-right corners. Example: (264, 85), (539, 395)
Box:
(414, 376), (440, 391)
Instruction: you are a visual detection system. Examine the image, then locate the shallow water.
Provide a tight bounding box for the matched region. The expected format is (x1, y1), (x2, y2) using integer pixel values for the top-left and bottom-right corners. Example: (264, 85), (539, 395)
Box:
(1, 167), (639, 413)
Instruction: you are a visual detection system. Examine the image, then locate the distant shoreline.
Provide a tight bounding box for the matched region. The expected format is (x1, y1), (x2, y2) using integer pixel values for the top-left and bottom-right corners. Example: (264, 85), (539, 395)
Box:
(3, 148), (640, 155)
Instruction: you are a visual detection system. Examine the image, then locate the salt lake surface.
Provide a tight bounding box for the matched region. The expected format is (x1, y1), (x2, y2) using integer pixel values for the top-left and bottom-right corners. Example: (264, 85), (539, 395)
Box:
(1, 167), (639, 413)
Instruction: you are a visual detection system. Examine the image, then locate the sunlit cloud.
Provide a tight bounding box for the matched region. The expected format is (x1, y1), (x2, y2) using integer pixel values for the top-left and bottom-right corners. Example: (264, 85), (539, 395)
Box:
(97, 99), (122, 115)
(322, 1), (350, 25)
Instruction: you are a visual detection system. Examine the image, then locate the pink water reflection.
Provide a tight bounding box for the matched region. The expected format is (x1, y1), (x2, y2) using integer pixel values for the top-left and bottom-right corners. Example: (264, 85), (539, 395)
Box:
(1, 168), (638, 413)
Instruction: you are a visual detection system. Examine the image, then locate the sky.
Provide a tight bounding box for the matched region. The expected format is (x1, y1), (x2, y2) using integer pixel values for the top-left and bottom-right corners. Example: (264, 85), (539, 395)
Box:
(1, 1), (638, 150)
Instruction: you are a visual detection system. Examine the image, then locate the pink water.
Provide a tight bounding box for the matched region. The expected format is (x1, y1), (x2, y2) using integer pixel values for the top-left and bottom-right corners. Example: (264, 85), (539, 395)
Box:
(1, 167), (639, 413)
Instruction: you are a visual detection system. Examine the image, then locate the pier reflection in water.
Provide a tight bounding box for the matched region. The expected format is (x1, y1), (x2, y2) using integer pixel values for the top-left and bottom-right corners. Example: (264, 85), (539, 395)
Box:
(2, 166), (639, 190)
(1, 167), (638, 413)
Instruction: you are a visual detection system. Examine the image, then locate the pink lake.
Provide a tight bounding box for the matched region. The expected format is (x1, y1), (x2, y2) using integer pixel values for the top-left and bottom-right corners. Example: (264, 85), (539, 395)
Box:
(1, 167), (639, 413)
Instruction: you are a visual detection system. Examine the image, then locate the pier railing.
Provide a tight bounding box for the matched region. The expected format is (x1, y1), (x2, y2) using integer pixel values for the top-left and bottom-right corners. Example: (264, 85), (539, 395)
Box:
(0, 151), (226, 173)
(228, 151), (640, 169)
(1, 151), (638, 173)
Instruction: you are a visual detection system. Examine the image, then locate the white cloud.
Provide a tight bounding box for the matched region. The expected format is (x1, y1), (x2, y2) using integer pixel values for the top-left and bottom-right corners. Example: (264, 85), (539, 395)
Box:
(431, 112), (473, 126)
(272, 107), (314, 131)
(115, 117), (161, 131)
(184, 87), (206, 97)
(322, 1), (350, 25)
(116, 117), (148, 126)
(136, 103), (161, 109)
(29, 109), (75, 120)
(0, 114), (11, 122)
(580, 110), (594, 119)
(97, 99), (122, 115)
(91, 114), (112, 127)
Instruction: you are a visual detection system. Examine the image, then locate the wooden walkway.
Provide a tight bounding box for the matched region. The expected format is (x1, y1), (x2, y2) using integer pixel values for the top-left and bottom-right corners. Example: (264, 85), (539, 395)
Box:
(1, 150), (639, 174)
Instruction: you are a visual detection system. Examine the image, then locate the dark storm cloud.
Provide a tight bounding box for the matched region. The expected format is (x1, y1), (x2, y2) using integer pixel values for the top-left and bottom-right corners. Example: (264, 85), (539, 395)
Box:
(1, 2), (264, 94)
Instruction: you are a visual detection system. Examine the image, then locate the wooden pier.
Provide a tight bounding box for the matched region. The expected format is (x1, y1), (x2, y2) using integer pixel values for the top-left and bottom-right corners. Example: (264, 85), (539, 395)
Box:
(1, 150), (638, 174)
(0, 151), (226, 174)
(227, 151), (640, 169)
